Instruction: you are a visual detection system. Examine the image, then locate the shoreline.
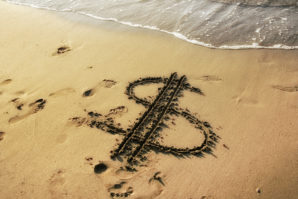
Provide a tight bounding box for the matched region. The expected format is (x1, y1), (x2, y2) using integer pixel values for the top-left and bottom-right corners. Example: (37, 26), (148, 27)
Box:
(0, 1), (297, 199)
(4, 0), (298, 50)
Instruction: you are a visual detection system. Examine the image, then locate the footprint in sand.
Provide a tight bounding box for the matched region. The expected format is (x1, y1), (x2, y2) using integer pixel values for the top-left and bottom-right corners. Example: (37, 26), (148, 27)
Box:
(109, 183), (134, 198)
(8, 98), (46, 123)
(104, 166), (165, 198)
(272, 85), (298, 92)
(86, 157), (163, 198)
(0, 131), (5, 141)
(81, 79), (118, 98)
(48, 169), (67, 198)
(0, 79), (12, 86)
(100, 167), (135, 198)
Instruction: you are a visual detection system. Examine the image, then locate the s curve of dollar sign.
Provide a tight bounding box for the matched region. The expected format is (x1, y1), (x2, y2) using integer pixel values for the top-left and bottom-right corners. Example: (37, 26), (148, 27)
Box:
(75, 73), (219, 166)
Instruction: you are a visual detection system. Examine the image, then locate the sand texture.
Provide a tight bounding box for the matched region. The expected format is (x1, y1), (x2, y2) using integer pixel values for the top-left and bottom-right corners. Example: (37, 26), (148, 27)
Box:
(0, 2), (298, 199)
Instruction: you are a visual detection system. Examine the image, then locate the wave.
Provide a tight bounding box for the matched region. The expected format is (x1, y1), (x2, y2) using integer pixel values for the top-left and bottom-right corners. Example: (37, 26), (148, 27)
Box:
(4, 0), (298, 49)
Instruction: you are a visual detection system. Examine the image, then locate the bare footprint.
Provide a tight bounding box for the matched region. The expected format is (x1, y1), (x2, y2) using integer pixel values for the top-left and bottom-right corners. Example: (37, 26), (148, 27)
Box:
(109, 184), (133, 198)
(28, 99), (46, 112)
(0, 131), (5, 141)
(0, 79), (12, 86)
(272, 85), (298, 92)
(89, 159), (164, 199)
(199, 75), (222, 82)
(9, 98), (46, 123)
(49, 88), (75, 97)
(103, 168), (136, 198)
(112, 168), (164, 199)
(81, 79), (117, 98)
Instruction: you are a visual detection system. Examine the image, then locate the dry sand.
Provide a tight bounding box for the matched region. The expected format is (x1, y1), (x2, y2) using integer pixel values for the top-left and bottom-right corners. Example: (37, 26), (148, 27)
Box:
(0, 2), (298, 199)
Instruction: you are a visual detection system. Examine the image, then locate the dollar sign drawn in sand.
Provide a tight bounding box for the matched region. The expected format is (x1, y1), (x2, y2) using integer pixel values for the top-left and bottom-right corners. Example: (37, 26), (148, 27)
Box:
(74, 73), (219, 166)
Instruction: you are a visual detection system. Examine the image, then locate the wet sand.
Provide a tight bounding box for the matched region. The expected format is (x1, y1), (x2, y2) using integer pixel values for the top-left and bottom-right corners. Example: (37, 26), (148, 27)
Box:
(0, 1), (298, 199)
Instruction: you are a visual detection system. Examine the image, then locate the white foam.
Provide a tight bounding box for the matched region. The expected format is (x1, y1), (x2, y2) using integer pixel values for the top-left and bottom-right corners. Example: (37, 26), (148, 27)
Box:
(5, 0), (298, 50)
(79, 12), (298, 50)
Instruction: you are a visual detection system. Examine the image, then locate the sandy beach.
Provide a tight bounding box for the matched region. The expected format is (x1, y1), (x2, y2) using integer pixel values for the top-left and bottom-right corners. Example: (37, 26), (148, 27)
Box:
(0, 1), (298, 199)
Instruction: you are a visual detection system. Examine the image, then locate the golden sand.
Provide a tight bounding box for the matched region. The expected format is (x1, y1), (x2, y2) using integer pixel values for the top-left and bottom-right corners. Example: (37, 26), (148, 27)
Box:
(0, 2), (297, 199)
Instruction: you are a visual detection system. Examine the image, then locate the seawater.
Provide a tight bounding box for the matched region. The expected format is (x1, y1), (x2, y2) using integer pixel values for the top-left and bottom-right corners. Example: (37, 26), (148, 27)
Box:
(4, 0), (298, 49)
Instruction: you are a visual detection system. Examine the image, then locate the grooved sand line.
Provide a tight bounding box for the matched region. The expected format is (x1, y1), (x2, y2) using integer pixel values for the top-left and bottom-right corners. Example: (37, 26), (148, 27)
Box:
(72, 73), (218, 165)
(112, 73), (177, 157)
(128, 75), (186, 163)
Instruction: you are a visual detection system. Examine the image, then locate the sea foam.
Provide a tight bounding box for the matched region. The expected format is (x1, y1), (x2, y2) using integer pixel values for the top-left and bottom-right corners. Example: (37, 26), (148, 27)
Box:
(5, 0), (298, 49)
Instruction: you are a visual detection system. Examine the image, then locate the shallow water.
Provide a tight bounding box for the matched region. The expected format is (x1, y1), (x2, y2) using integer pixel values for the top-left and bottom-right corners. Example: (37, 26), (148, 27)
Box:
(5, 0), (298, 49)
